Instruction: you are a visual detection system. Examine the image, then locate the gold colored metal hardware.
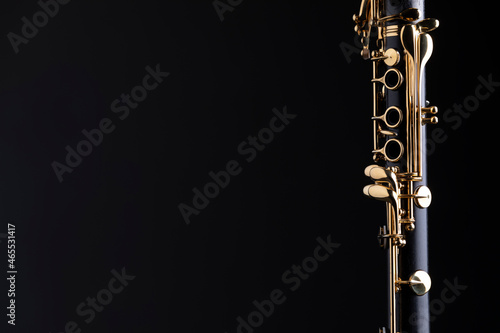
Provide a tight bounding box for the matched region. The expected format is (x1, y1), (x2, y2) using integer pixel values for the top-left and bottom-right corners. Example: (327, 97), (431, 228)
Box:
(372, 61), (381, 158)
(398, 185), (431, 201)
(363, 165), (403, 243)
(372, 138), (404, 162)
(372, 106), (403, 128)
(388, 233), (399, 333)
(383, 48), (400, 66)
(422, 106), (438, 124)
(401, 24), (419, 177)
(355, 2), (439, 332)
(371, 48), (400, 67)
(378, 8), (421, 23)
(378, 233), (405, 240)
(416, 32), (434, 158)
(398, 270), (432, 296)
(378, 128), (398, 136)
(416, 18), (439, 33)
(383, 25), (399, 38)
(353, 0), (381, 59)
(372, 68), (404, 90)
(422, 106), (438, 114)
(422, 116), (438, 125)
(364, 164), (399, 190)
(413, 185), (432, 208)
(363, 184), (398, 207)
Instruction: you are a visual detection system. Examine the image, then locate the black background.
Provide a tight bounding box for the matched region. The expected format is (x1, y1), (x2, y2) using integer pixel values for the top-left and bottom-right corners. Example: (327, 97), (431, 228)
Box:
(0, 1), (498, 332)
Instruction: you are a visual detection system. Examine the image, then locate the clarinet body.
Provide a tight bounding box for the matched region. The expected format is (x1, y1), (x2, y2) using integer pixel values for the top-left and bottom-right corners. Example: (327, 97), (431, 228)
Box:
(353, 1), (439, 333)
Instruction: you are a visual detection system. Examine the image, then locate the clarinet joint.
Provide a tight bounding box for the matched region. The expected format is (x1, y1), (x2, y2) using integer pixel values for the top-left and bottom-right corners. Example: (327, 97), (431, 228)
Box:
(354, 1), (439, 332)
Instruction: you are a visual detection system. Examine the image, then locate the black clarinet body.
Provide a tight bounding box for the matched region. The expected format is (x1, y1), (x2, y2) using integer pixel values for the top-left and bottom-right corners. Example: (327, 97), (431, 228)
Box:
(353, 1), (439, 332)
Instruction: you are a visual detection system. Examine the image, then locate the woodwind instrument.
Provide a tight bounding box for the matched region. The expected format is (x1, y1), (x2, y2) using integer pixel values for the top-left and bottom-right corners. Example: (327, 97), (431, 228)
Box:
(353, 1), (439, 332)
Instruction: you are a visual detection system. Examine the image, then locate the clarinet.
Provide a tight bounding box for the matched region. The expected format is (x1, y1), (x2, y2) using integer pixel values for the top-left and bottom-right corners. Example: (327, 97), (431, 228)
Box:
(353, 1), (439, 333)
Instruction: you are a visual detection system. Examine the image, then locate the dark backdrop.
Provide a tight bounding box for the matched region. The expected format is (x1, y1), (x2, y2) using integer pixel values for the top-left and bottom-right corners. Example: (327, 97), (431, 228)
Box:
(0, 1), (497, 332)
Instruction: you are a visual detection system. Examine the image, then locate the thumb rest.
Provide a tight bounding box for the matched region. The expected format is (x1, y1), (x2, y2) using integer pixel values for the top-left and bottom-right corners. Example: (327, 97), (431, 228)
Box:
(353, 1), (439, 333)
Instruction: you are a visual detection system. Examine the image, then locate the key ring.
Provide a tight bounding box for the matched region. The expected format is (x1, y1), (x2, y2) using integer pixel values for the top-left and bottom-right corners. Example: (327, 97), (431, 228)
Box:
(371, 68), (403, 90)
(372, 106), (403, 128)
